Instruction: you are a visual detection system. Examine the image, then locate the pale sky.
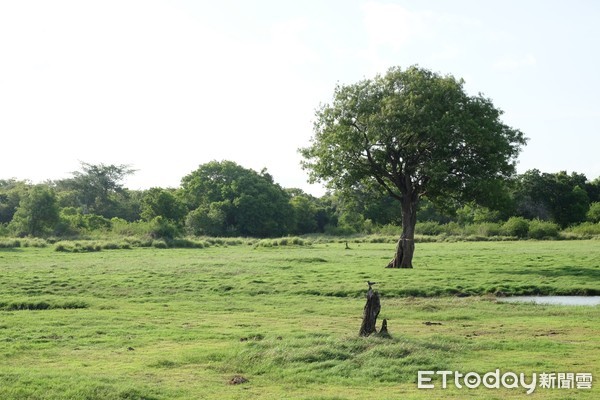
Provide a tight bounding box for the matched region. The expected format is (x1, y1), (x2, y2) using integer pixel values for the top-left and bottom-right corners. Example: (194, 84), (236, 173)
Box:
(1, 0), (599, 196)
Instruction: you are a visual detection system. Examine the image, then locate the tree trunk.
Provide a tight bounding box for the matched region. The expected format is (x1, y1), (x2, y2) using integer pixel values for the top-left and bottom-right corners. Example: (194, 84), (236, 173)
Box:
(386, 196), (417, 269)
(359, 287), (381, 336)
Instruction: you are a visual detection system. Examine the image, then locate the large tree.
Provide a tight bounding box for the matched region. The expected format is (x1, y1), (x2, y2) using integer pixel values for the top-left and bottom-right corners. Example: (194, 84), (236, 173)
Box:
(181, 161), (293, 237)
(301, 66), (526, 268)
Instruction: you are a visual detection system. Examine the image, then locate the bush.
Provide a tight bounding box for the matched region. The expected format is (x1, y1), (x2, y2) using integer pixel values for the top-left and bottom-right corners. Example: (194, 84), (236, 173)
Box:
(152, 239), (169, 249)
(502, 217), (530, 238)
(439, 222), (463, 236)
(587, 202), (600, 223)
(415, 221), (444, 236)
(528, 219), (559, 239)
(148, 216), (179, 239)
(565, 222), (600, 237)
(83, 214), (112, 231)
(377, 224), (402, 236)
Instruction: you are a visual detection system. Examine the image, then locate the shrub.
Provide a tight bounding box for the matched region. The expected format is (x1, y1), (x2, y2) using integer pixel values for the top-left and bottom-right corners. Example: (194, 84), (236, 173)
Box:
(83, 214), (112, 231)
(587, 202), (600, 223)
(566, 222), (600, 237)
(415, 221), (444, 236)
(528, 219), (559, 239)
(439, 222), (463, 236)
(152, 239), (169, 249)
(502, 217), (530, 238)
(148, 216), (180, 239)
(377, 224), (402, 236)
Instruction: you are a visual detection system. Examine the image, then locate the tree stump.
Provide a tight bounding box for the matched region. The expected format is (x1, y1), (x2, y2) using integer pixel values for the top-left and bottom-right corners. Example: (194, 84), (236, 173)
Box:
(376, 319), (391, 338)
(359, 286), (381, 336)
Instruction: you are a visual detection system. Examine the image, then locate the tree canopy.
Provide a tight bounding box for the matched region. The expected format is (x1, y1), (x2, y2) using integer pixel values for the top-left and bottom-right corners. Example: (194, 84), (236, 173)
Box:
(301, 66), (527, 267)
(58, 162), (136, 218)
(181, 160), (293, 237)
(514, 169), (590, 227)
(10, 185), (59, 237)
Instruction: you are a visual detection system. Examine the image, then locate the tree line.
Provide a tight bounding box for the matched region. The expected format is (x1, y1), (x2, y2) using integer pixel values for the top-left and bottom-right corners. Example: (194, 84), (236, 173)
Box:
(1, 161), (599, 240)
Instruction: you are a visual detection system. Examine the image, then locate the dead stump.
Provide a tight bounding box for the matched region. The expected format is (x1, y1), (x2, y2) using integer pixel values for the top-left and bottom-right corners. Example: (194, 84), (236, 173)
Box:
(359, 286), (381, 336)
(375, 319), (391, 338)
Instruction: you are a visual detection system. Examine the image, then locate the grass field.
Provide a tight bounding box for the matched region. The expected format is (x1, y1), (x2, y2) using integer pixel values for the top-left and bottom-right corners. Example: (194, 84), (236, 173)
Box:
(0, 240), (599, 399)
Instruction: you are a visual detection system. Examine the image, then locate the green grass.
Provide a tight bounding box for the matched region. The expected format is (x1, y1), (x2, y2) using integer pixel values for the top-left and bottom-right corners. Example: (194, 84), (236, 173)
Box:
(0, 241), (598, 399)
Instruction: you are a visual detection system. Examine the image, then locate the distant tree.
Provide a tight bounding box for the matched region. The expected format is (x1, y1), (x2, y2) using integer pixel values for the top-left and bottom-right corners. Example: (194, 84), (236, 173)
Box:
(413, 198), (450, 223)
(10, 185), (59, 236)
(514, 170), (590, 227)
(455, 202), (501, 225)
(513, 169), (552, 220)
(585, 177), (600, 203)
(140, 188), (187, 223)
(301, 66), (526, 267)
(181, 161), (293, 237)
(334, 184), (402, 227)
(310, 192), (337, 232)
(112, 189), (144, 222)
(59, 162), (136, 218)
(0, 180), (28, 224)
(288, 191), (319, 235)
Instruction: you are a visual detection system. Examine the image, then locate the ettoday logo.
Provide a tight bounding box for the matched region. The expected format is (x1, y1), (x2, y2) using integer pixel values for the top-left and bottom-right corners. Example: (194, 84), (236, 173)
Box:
(417, 370), (593, 395)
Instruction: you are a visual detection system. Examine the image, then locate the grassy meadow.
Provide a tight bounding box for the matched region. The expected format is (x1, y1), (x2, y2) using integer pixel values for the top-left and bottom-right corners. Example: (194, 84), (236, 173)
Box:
(0, 240), (599, 399)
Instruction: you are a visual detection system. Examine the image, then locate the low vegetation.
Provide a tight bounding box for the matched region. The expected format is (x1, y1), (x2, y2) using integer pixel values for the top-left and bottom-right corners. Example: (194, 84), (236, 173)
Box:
(0, 241), (598, 399)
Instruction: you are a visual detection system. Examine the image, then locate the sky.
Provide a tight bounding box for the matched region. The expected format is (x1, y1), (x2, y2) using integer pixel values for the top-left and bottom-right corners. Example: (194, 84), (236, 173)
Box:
(1, 0), (599, 196)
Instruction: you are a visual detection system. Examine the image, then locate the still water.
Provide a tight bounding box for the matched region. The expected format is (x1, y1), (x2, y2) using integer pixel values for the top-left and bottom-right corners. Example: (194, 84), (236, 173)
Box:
(498, 296), (600, 306)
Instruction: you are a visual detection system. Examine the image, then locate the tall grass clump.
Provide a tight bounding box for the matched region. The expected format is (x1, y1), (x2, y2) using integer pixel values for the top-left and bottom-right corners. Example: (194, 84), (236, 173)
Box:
(0, 299), (88, 311)
(54, 241), (102, 252)
(465, 222), (502, 237)
(563, 222), (600, 239)
(20, 238), (48, 247)
(54, 240), (132, 252)
(254, 236), (311, 248)
(0, 239), (21, 248)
